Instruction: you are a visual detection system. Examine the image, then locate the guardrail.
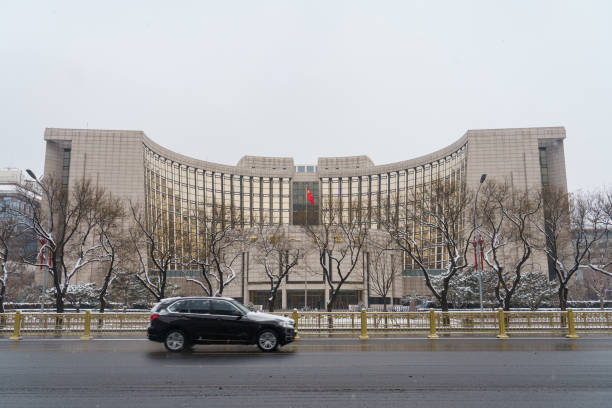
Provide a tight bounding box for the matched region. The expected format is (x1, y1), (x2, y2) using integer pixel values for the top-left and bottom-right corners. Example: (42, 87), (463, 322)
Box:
(1, 309), (610, 340)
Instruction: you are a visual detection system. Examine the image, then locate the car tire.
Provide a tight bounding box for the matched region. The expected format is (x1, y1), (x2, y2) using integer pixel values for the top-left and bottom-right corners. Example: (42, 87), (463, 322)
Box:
(256, 329), (279, 352)
(164, 330), (188, 352)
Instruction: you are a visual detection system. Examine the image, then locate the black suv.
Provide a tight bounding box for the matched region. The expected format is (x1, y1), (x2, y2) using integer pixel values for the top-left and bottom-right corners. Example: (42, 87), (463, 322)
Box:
(147, 297), (296, 352)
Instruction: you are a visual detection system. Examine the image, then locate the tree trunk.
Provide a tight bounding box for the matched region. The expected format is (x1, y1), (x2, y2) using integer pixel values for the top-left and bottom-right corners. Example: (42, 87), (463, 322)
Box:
(52, 266), (64, 313)
(0, 283), (5, 313)
(99, 271), (112, 313)
(558, 285), (568, 311)
(599, 295), (605, 311)
(55, 290), (64, 313)
(326, 294), (334, 313)
(99, 295), (107, 314)
(268, 292), (276, 313)
(440, 296), (449, 313)
(383, 296), (387, 311)
(503, 295), (511, 311)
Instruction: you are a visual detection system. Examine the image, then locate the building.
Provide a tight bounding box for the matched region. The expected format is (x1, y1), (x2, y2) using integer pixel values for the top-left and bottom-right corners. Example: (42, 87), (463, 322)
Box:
(0, 168), (39, 259)
(42, 127), (568, 309)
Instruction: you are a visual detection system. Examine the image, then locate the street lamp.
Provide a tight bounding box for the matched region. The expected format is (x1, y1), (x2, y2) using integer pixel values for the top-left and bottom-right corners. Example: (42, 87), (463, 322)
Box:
(26, 169), (48, 314)
(25, 169), (36, 180)
(474, 173), (487, 312)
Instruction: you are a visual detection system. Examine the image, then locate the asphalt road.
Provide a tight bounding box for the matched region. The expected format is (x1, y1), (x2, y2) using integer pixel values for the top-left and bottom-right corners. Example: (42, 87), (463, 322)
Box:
(1, 337), (611, 408)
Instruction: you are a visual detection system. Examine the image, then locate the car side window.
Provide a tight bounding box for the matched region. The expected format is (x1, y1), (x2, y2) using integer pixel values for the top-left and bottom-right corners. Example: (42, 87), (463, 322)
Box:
(168, 300), (189, 313)
(211, 300), (240, 316)
(168, 299), (211, 314)
(188, 299), (210, 314)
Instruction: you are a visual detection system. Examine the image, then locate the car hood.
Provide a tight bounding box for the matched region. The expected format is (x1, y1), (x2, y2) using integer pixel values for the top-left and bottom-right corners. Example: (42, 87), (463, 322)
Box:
(246, 312), (292, 323)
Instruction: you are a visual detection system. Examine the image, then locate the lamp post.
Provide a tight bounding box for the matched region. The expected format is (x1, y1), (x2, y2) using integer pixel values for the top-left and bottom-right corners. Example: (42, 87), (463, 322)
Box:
(26, 169), (48, 314)
(473, 173), (487, 312)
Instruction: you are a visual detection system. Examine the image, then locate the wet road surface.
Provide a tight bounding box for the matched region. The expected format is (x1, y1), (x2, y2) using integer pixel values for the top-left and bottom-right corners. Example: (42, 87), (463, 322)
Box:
(1, 337), (611, 407)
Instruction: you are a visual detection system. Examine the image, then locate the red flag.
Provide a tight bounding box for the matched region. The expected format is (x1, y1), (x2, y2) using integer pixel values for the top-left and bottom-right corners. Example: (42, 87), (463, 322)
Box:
(306, 188), (315, 206)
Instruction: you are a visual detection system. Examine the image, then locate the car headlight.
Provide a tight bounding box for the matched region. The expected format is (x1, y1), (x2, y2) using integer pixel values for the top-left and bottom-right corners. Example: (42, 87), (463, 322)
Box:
(280, 319), (295, 328)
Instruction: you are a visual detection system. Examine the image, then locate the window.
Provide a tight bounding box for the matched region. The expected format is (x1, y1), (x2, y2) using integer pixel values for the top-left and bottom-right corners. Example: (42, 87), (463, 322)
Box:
(539, 147), (549, 185)
(187, 299), (211, 314)
(292, 181), (319, 225)
(168, 300), (189, 313)
(168, 299), (210, 314)
(210, 299), (241, 316)
(61, 148), (71, 188)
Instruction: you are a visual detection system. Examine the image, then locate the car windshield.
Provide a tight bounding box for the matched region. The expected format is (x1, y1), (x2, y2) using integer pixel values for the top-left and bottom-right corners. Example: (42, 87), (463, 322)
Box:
(229, 299), (251, 315)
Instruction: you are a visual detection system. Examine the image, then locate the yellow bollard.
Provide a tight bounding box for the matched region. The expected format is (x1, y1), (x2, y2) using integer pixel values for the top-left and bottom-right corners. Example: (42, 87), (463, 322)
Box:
(292, 309), (300, 340)
(359, 309), (369, 340)
(9, 310), (22, 341)
(428, 309), (439, 339)
(566, 308), (579, 339)
(496, 308), (509, 339)
(80, 310), (92, 340)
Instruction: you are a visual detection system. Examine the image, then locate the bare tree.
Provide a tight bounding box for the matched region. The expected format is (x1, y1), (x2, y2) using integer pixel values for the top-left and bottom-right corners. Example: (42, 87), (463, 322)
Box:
(368, 234), (401, 311)
(129, 202), (174, 302)
(382, 179), (473, 312)
(581, 190), (612, 308)
(253, 223), (300, 312)
(0, 216), (19, 312)
(96, 195), (126, 312)
(534, 188), (609, 310)
(20, 176), (106, 312)
(479, 182), (541, 310)
(303, 198), (368, 312)
(582, 268), (612, 310)
(585, 189), (612, 279)
(184, 204), (245, 297)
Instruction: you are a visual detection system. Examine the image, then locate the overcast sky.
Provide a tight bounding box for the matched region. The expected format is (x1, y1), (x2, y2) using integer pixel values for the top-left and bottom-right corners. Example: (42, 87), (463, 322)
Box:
(1, 1), (610, 192)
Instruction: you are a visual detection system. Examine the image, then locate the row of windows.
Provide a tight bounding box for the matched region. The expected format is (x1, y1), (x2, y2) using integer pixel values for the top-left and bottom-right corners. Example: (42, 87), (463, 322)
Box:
(0, 197), (34, 217)
(143, 144), (467, 270)
(539, 147), (549, 185)
(61, 148), (71, 187)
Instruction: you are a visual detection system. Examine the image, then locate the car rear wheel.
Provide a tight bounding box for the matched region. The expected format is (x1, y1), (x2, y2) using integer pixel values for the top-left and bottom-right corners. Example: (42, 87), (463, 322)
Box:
(164, 330), (188, 352)
(257, 329), (279, 352)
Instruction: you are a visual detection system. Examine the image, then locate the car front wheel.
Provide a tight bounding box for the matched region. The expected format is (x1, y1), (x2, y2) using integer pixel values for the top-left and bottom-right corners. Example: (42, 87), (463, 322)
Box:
(257, 329), (279, 352)
(164, 330), (188, 352)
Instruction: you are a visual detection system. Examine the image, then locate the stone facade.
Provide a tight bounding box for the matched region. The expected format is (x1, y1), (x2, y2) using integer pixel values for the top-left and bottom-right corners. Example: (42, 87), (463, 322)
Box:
(42, 126), (567, 309)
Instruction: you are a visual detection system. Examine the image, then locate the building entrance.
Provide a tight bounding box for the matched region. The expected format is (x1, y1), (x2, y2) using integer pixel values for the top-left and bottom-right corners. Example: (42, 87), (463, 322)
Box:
(286, 290), (324, 310)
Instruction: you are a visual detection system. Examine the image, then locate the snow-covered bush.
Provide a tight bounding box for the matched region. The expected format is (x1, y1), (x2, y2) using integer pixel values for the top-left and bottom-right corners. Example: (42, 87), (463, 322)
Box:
(513, 271), (557, 310)
(46, 282), (98, 312)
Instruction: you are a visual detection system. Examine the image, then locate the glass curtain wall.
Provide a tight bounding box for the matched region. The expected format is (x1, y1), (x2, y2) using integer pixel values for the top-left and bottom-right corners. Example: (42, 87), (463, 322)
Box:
(144, 146), (291, 271)
(292, 181), (319, 226)
(318, 144), (467, 270)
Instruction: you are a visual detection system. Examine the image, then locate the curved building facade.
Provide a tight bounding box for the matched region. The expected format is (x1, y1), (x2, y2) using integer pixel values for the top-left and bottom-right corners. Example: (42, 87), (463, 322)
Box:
(43, 127), (567, 309)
